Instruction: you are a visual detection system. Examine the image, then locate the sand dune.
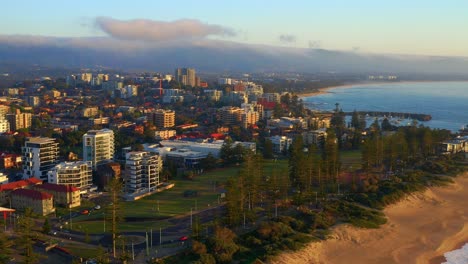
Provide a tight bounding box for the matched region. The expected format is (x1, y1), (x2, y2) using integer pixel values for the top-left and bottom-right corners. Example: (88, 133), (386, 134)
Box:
(271, 173), (468, 264)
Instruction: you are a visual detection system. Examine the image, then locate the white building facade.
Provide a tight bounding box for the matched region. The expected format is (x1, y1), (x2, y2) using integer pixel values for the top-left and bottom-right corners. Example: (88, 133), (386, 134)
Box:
(125, 151), (162, 194)
(48, 161), (93, 192)
(83, 129), (115, 170)
(22, 137), (59, 180)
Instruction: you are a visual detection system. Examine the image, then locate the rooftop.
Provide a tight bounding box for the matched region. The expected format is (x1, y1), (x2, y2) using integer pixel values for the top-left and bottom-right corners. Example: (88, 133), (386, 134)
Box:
(0, 178), (42, 192)
(12, 188), (52, 200)
(35, 183), (79, 193)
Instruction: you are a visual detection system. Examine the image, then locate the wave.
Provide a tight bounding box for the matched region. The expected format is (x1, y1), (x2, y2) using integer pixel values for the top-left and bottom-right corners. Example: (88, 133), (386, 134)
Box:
(442, 243), (468, 264)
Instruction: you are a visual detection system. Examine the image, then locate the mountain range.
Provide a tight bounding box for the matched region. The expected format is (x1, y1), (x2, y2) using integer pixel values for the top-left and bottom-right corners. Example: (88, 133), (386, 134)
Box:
(0, 35), (467, 75)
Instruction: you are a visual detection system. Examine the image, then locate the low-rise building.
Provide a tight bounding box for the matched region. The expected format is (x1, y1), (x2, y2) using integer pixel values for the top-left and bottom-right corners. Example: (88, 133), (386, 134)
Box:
(33, 183), (80, 208)
(96, 162), (121, 189)
(154, 130), (177, 140)
(0, 178), (43, 205)
(11, 188), (55, 216)
(268, 135), (293, 154)
(0, 172), (8, 184)
(302, 129), (327, 146)
(439, 136), (468, 154)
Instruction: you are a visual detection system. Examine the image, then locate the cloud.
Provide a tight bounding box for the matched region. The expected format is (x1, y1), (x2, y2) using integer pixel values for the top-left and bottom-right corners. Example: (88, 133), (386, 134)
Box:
(95, 17), (235, 42)
(279, 34), (296, 43)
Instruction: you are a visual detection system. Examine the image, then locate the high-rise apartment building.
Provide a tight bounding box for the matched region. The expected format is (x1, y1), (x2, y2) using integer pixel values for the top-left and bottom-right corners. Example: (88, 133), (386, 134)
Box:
(6, 109), (32, 131)
(23, 137), (59, 181)
(219, 106), (244, 125)
(147, 109), (175, 128)
(175, 68), (196, 87)
(83, 129), (115, 170)
(0, 105), (9, 133)
(124, 151), (162, 194)
(48, 161), (92, 192)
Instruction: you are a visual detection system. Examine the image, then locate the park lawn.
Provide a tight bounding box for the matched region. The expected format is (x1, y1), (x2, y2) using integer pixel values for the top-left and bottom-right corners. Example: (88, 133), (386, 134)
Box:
(63, 243), (101, 259)
(118, 166), (240, 218)
(340, 150), (362, 170)
(72, 166), (240, 232)
(263, 159), (289, 176)
(72, 160), (292, 233)
(74, 219), (172, 234)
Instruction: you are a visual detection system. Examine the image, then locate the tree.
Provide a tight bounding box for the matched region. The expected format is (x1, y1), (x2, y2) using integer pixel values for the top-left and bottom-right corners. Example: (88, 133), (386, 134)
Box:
(322, 129), (340, 193)
(200, 153), (219, 171)
(351, 110), (361, 129)
(0, 231), (13, 264)
(208, 225), (239, 263)
(42, 218), (51, 234)
(16, 208), (40, 264)
(273, 103), (283, 118)
(289, 135), (307, 193)
(263, 138), (274, 159)
(107, 177), (123, 259)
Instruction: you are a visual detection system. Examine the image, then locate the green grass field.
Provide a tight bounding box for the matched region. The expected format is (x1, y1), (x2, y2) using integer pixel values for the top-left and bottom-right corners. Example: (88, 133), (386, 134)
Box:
(340, 150), (362, 170)
(72, 156), (358, 234)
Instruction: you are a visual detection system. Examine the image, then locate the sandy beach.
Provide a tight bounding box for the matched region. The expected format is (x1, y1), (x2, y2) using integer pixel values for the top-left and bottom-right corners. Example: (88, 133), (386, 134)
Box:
(271, 172), (468, 264)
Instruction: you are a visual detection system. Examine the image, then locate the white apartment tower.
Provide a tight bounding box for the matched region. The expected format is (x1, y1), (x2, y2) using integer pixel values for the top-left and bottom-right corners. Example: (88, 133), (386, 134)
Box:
(48, 161), (92, 191)
(22, 137), (59, 181)
(125, 151), (162, 194)
(83, 129), (115, 170)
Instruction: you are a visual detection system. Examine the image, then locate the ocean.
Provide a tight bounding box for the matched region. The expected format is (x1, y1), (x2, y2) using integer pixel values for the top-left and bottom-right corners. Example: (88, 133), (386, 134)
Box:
(303, 81), (468, 262)
(302, 81), (468, 132)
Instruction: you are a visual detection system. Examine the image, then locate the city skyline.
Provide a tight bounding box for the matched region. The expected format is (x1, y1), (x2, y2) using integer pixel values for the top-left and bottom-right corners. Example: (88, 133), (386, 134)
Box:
(2, 0), (468, 57)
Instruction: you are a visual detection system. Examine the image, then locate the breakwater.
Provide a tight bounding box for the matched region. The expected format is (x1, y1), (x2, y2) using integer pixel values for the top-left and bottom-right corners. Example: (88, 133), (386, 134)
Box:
(345, 111), (432, 121)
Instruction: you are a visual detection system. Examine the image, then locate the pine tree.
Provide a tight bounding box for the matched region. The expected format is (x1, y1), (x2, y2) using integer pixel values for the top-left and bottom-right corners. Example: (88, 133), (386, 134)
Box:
(16, 208), (40, 264)
(0, 230), (13, 264)
(107, 177), (123, 259)
(289, 135), (307, 192)
(42, 218), (51, 234)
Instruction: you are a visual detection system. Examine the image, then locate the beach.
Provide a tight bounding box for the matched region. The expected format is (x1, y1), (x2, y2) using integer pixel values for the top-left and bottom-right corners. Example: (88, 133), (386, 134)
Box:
(271, 172), (468, 264)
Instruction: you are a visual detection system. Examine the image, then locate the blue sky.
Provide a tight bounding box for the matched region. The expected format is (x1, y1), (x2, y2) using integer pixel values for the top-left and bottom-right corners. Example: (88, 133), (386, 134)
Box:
(2, 0), (468, 56)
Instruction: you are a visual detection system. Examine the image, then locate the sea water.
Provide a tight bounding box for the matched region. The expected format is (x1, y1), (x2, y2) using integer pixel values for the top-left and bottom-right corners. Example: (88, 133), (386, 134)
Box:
(302, 81), (468, 132)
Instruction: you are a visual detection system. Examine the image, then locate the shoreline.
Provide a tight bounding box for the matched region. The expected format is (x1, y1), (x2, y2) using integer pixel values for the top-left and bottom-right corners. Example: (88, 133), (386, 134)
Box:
(270, 172), (468, 264)
(296, 80), (468, 98)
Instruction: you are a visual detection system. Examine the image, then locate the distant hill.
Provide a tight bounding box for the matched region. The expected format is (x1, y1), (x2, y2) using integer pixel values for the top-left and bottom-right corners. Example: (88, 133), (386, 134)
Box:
(1, 36), (468, 75)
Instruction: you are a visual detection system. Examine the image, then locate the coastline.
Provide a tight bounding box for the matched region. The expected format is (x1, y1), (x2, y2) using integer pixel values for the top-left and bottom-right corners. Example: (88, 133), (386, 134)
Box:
(296, 80), (468, 98)
(270, 172), (468, 264)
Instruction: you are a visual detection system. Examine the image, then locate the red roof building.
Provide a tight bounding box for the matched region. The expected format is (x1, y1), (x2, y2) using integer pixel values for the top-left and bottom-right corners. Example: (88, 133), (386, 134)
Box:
(33, 183), (81, 208)
(12, 188), (52, 200)
(0, 178), (43, 205)
(11, 189), (55, 216)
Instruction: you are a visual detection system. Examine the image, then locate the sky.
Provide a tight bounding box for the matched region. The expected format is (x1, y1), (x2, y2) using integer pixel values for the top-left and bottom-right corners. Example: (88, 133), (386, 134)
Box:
(1, 0), (468, 56)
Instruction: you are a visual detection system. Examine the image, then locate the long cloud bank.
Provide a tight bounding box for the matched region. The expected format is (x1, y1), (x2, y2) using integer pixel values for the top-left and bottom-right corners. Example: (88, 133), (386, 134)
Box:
(95, 17), (235, 41)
